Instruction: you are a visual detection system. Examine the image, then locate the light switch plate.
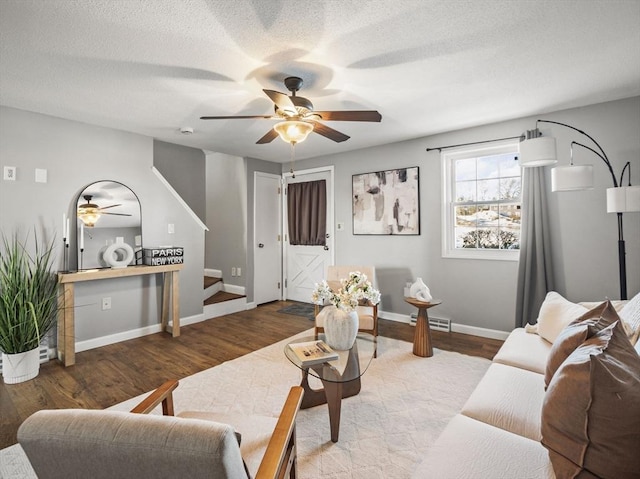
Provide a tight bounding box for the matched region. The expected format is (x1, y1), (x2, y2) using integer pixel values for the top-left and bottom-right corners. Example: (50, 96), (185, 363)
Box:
(35, 168), (47, 183)
(3, 166), (16, 181)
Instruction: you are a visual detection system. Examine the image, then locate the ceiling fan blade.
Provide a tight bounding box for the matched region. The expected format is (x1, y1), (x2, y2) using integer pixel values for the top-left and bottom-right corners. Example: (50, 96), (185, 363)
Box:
(102, 212), (132, 217)
(200, 115), (275, 120)
(256, 128), (279, 144)
(311, 122), (350, 143)
(98, 204), (122, 210)
(263, 89), (296, 114)
(313, 110), (382, 122)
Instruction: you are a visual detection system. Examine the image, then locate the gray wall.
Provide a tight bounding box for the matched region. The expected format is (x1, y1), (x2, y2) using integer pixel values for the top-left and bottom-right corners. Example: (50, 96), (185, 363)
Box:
(0, 106), (205, 344)
(288, 96), (640, 333)
(153, 140), (206, 223)
(205, 152), (247, 287)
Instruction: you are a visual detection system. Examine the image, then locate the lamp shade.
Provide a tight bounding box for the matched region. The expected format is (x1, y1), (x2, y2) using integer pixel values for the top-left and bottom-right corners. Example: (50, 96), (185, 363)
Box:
(607, 186), (640, 213)
(551, 165), (594, 192)
(273, 120), (313, 144)
(519, 136), (557, 167)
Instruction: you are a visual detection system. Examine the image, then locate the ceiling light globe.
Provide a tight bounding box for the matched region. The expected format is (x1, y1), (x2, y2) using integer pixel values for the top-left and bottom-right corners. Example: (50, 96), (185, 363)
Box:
(274, 121), (313, 144)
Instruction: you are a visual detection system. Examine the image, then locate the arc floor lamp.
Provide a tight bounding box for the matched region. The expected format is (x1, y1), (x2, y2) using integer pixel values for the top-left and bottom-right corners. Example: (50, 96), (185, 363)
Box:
(519, 119), (640, 300)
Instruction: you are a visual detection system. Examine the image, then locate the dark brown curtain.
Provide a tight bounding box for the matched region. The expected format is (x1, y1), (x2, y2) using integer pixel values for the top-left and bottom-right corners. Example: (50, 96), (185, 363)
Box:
(287, 180), (327, 246)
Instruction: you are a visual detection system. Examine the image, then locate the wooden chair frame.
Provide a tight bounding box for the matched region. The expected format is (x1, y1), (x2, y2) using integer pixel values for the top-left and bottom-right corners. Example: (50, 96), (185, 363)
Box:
(131, 380), (304, 479)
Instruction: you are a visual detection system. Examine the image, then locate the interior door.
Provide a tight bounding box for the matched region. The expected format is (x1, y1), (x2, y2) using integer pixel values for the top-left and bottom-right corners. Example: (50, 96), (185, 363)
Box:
(254, 172), (282, 305)
(284, 167), (334, 303)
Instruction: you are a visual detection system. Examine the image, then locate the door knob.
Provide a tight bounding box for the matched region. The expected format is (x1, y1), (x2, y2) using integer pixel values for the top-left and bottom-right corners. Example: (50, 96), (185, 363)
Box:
(258, 243), (264, 248)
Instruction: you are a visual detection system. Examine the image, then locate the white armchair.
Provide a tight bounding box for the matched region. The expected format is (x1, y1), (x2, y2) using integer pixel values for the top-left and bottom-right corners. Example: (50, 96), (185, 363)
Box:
(314, 265), (379, 355)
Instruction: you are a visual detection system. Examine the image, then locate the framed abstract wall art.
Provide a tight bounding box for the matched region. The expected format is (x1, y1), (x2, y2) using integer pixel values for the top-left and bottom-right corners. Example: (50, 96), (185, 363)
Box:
(352, 166), (420, 235)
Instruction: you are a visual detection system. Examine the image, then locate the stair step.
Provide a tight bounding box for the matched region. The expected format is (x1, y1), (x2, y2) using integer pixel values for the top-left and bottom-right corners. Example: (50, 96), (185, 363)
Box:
(204, 276), (222, 289)
(204, 290), (246, 306)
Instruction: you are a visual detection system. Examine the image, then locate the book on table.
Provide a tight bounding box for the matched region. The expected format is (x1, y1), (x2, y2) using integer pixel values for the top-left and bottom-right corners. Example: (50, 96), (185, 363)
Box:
(288, 340), (339, 366)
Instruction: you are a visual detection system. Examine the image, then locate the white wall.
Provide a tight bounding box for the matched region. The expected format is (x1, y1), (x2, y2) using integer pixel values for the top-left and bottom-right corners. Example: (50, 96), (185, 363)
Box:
(290, 97), (640, 333)
(0, 106), (205, 345)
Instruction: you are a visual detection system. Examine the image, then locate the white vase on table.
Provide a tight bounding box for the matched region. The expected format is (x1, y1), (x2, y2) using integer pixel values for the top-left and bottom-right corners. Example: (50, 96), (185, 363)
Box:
(323, 305), (359, 350)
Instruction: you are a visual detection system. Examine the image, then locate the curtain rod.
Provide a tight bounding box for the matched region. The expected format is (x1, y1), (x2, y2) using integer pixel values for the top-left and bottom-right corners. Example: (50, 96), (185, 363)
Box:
(425, 135), (524, 152)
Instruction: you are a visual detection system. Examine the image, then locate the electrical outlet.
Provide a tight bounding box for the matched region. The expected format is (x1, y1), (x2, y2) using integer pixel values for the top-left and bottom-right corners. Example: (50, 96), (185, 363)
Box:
(168, 223), (175, 234)
(101, 297), (112, 310)
(3, 166), (16, 181)
(237, 267), (241, 276)
(231, 267), (236, 277)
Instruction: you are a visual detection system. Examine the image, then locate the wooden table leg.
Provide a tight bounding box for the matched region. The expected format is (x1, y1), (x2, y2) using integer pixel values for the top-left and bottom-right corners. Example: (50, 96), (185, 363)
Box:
(57, 283), (75, 366)
(413, 307), (433, 357)
(161, 271), (180, 337)
(298, 346), (362, 442)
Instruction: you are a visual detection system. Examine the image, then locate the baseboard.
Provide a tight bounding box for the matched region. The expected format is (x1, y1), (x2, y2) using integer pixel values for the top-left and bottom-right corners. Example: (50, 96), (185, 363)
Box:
(379, 309), (510, 341)
(450, 323), (510, 341)
(245, 301), (257, 310)
(223, 283), (246, 295)
(75, 313), (206, 353)
(205, 268), (222, 278)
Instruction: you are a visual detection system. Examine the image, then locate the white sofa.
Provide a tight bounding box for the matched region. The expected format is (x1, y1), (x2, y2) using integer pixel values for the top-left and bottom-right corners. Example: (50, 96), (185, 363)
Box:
(412, 293), (640, 479)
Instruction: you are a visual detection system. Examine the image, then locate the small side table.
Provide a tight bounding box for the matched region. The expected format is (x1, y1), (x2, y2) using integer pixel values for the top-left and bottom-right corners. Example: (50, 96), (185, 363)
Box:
(404, 297), (442, 358)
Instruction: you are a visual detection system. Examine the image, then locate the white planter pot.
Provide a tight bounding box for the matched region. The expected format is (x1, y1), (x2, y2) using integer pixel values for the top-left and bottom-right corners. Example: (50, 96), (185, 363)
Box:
(323, 306), (359, 351)
(2, 348), (40, 384)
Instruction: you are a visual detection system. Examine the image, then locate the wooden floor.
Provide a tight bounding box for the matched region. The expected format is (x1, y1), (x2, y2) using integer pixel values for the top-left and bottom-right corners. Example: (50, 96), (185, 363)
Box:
(0, 300), (503, 450)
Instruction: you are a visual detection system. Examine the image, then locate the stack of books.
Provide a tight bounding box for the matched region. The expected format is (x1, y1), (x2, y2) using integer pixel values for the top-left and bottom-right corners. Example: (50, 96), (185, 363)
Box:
(142, 247), (184, 266)
(288, 340), (339, 366)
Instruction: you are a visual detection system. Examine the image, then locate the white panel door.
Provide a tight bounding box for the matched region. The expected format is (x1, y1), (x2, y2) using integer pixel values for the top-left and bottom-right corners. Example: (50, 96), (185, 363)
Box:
(254, 172), (282, 305)
(284, 167), (334, 303)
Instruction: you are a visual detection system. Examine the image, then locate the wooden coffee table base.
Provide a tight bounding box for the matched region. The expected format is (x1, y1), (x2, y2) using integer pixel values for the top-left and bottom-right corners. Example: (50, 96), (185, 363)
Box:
(300, 371), (361, 443)
(298, 345), (362, 442)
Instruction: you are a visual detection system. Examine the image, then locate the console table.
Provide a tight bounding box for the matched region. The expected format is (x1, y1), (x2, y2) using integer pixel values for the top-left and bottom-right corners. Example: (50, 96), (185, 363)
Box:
(57, 264), (183, 366)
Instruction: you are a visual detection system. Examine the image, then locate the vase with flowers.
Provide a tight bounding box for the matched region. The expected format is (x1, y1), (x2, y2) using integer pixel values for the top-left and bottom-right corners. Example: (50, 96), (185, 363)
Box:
(311, 271), (381, 350)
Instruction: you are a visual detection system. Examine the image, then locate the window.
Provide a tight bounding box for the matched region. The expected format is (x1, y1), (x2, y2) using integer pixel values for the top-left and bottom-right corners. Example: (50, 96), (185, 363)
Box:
(442, 141), (521, 260)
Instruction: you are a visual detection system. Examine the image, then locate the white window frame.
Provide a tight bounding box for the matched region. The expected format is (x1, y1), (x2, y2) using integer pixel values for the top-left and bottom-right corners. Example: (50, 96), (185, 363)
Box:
(441, 140), (521, 261)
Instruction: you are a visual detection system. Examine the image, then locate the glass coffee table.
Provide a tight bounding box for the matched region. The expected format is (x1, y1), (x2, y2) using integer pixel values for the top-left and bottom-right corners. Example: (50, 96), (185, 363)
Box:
(285, 333), (376, 442)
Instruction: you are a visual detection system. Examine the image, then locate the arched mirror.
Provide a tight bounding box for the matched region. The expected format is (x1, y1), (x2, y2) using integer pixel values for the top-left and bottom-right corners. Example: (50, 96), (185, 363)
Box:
(75, 181), (142, 270)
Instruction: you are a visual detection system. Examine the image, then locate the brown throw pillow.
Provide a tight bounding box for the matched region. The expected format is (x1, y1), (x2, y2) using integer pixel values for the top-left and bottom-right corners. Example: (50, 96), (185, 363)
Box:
(541, 320), (640, 479)
(544, 301), (619, 388)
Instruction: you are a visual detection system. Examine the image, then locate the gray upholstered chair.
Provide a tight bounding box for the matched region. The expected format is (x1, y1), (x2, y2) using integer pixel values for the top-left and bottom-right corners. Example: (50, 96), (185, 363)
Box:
(314, 265), (379, 355)
(18, 380), (303, 479)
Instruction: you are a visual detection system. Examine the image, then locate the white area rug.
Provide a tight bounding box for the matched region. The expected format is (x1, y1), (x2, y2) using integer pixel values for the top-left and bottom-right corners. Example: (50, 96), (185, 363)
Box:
(0, 330), (490, 478)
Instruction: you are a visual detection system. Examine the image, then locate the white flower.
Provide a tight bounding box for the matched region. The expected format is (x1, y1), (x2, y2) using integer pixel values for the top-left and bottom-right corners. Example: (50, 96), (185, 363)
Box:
(310, 271), (380, 312)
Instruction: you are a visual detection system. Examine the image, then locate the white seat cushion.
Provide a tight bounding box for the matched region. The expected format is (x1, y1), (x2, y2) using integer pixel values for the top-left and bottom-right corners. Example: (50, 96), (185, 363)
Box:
(493, 328), (552, 374)
(178, 411), (277, 477)
(461, 363), (545, 441)
(412, 414), (554, 479)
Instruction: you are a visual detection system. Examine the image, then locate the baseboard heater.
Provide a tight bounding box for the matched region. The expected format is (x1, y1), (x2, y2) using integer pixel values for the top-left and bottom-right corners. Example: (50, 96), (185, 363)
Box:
(410, 313), (451, 332)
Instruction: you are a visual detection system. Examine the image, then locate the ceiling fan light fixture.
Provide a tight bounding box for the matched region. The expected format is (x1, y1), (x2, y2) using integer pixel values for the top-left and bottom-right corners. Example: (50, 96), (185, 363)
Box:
(77, 206), (101, 227)
(273, 120), (314, 144)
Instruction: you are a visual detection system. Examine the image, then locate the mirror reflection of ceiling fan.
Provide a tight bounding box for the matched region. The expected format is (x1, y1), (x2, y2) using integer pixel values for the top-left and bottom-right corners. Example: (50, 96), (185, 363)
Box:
(200, 76), (382, 145)
(77, 195), (132, 227)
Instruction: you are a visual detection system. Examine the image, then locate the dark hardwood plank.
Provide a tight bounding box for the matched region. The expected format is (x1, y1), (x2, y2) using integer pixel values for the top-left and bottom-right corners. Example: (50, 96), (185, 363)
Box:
(0, 301), (503, 449)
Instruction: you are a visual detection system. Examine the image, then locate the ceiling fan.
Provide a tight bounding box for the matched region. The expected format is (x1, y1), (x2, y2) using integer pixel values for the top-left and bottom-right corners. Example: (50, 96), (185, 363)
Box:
(200, 76), (382, 144)
(77, 195), (131, 227)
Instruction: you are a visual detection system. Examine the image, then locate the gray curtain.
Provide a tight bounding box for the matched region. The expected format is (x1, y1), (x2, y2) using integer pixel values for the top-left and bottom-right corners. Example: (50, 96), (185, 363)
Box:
(287, 180), (327, 246)
(515, 167), (554, 327)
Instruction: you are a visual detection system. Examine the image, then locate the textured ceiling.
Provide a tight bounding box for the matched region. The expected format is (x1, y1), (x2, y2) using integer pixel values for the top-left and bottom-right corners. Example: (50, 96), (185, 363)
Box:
(1, 0), (639, 163)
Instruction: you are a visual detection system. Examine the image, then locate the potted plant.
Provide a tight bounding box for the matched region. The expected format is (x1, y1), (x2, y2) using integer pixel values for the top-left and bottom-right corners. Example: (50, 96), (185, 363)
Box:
(0, 232), (58, 384)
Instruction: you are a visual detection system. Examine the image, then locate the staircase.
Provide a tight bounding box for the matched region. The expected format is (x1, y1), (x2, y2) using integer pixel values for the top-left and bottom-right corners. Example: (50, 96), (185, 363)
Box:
(203, 275), (246, 319)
